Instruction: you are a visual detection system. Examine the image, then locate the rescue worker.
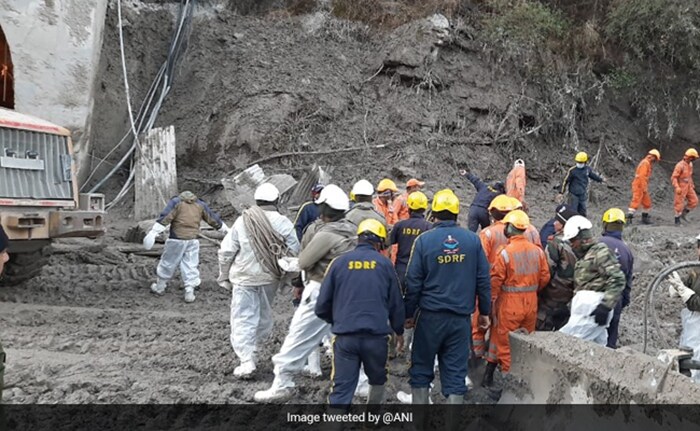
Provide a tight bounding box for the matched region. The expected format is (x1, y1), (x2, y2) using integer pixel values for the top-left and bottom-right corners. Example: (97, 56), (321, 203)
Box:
(459, 168), (505, 232)
(506, 159), (526, 207)
(537, 207), (578, 331)
(294, 184), (324, 240)
(668, 234), (700, 382)
(627, 149), (660, 224)
(217, 183), (300, 378)
(254, 185), (357, 403)
(483, 210), (549, 385)
(389, 191), (432, 291)
(0, 226), (9, 400)
(144, 191), (228, 303)
(559, 152), (605, 217)
(345, 180), (387, 229)
(394, 178), (426, 222)
(315, 219), (405, 407)
(510, 197), (542, 247)
(598, 208), (634, 349)
(373, 178), (400, 228)
(539, 204), (570, 246)
(672, 148), (699, 226)
(559, 216), (625, 346)
(405, 189), (491, 409)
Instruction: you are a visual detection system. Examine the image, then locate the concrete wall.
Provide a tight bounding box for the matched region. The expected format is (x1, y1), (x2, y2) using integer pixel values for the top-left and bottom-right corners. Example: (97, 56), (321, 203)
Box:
(0, 0), (108, 176)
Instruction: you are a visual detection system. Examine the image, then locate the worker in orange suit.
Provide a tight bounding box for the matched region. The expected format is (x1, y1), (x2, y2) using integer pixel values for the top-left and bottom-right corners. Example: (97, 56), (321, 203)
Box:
(374, 178), (401, 261)
(627, 149), (660, 225)
(394, 178), (425, 222)
(482, 210), (550, 386)
(506, 159), (526, 207)
(672, 148), (700, 226)
(510, 197), (542, 248)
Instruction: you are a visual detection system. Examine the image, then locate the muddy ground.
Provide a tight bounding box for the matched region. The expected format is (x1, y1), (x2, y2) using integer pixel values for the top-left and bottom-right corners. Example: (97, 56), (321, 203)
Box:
(3, 1), (700, 404)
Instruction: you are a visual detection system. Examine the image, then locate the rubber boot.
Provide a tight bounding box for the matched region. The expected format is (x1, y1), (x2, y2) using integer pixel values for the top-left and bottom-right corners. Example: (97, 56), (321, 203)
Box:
(411, 387), (430, 431)
(184, 287), (196, 303)
(482, 361), (497, 387)
(150, 278), (167, 295)
(642, 212), (653, 225)
(682, 208), (690, 222)
(626, 213), (634, 224)
(445, 395), (463, 431)
(675, 216), (681, 226)
(367, 385), (385, 404)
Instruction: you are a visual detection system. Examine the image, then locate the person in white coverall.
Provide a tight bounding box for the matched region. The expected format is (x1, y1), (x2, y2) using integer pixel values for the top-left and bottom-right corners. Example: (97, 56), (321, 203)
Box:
(217, 183), (300, 378)
(144, 191), (228, 303)
(254, 184), (357, 403)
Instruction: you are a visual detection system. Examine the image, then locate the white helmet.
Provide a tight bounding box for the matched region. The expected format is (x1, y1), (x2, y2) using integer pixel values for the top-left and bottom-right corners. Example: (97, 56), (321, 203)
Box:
(351, 179), (374, 197)
(514, 159), (525, 167)
(254, 183), (280, 202)
(315, 184), (350, 211)
(562, 215), (593, 241)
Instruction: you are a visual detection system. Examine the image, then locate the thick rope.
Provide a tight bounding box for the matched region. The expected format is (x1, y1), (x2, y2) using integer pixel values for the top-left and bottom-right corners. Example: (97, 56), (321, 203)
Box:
(242, 206), (288, 278)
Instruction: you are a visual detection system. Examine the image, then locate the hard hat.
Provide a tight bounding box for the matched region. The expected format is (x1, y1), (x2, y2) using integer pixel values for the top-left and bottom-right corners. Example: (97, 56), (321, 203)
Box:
(686, 148), (699, 159)
(648, 149), (661, 160)
(575, 152), (589, 163)
(407, 191), (429, 210)
(376, 178), (398, 193)
(510, 197), (523, 210)
(502, 209), (530, 230)
(357, 218), (387, 239)
(514, 159), (525, 167)
(315, 184), (350, 211)
(406, 178), (425, 188)
(431, 189), (460, 215)
(602, 208), (626, 224)
(351, 179), (374, 197)
(311, 184), (325, 194)
(488, 194), (515, 212)
(562, 215), (593, 241)
(254, 183), (280, 202)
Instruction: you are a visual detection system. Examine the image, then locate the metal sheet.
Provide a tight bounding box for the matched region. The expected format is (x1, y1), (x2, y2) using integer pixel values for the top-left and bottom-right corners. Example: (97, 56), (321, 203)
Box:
(0, 127), (73, 199)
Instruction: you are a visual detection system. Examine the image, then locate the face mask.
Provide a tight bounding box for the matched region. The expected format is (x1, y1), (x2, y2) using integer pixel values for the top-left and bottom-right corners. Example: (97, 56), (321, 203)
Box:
(576, 163), (585, 168)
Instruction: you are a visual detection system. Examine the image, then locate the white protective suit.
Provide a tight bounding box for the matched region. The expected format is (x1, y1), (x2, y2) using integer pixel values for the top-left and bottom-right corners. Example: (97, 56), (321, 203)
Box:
(156, 238), (201, 290)
(219, 208), (299, 365)
(680, 308), (700, 383)
(559, 290), (613, 346)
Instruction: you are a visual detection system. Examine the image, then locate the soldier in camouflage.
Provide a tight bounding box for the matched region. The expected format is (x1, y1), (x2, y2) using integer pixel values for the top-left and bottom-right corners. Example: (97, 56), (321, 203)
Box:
(564, 216), (625, 327)
(537, 208), (579, 331)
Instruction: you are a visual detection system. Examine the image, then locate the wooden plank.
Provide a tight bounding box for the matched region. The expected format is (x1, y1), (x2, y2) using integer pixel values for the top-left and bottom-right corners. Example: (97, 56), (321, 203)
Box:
(134, 126), (178, 221)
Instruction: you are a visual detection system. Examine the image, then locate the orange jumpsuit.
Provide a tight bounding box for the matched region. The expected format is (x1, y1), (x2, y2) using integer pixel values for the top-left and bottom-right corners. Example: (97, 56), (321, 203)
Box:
(628, 156), (653, 213)
(506, 165), (526, 204)
(471, 221), (542, 359)
(671, 159), (698, 216)
(373, 196), (401, 261)
(393, 192), (410, 222)
(486, 235), (550, 372)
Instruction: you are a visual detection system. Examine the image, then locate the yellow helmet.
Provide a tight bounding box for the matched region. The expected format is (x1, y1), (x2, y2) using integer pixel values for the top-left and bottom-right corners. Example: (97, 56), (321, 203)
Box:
(488, 194), (515, 212)
(431, 189), (460, 215)
(510, 197), (523, 210)
(407, 191), (429, 210)
(502, 209), (530, 230)
(575, 152), (588, 163)
(648, 149), (661, 160)
(602, 208), (626, 224)
(376, 178), (398, 193)
(686, 148), (699, 159)
(357, 218), (387, 239)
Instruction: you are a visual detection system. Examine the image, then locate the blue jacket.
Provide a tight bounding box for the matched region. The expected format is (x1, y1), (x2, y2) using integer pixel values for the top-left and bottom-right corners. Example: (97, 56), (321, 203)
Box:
(405, 220), (491, 318)
(599, 231), (634, 307)
(390, 214), (432, 271)
(316, 243), (405, 336)
(466, 173), (503, 209)
(561, 165), (603, 196)
(540, 218), (556, 246)
(294, 201), (320, 241)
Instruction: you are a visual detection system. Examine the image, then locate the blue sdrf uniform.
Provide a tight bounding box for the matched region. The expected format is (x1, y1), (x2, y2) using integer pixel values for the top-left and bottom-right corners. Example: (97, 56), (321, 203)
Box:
(315, 243), (405, 407)
(389, 214), (432, 291)
(294, 201), (320, 241)
(465, 173), (502, 232)
(560, 165), (603, 217)
(405, 221), (491, 397)
(599, 231), (634, 349)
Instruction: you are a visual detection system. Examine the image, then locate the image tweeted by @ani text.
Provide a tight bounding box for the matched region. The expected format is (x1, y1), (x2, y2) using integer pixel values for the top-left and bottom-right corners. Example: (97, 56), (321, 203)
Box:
(287, 411), (413, 426)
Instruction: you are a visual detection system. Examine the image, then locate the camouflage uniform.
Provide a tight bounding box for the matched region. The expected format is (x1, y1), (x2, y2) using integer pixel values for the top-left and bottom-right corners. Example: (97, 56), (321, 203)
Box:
(682, 271), (700, 312)
(573, 242), (625, 309)
(537, 234), (577, 330)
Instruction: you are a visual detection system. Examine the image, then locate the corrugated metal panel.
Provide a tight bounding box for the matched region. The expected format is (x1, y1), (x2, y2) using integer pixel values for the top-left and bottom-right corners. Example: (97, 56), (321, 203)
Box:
(0, 127), (73, 199)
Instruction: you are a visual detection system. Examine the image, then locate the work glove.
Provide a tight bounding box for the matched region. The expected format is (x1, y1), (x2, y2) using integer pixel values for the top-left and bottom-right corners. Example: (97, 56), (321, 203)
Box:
(669, 272), (695, 303)
(278, 257), (300, 273)
(458, 169), (469, 176)
(217, 256), (233, 291)
(142, 222), (167, 250)
(219, 223), (230, 234)
(590, 303), (612, 326)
